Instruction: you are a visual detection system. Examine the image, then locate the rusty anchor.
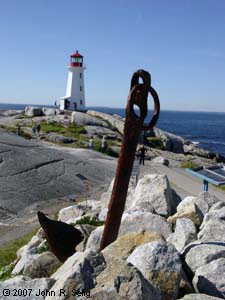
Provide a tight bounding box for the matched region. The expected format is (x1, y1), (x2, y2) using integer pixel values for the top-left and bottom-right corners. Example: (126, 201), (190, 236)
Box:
(38, 211), (84, 262)
(99, 69), (160, 251)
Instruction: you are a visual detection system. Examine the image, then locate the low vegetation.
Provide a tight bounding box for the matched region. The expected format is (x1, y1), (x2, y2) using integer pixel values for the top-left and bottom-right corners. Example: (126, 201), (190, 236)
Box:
(0, 228), (39, 281)
(93, 140), (119, 157)
(40, 122), (87, 139)
(180, 161), (199, 169)
(147, 137), (165, 150)
(38, 242), (49, 254)
(0, 125), (32, 140)
(74, 216), (105, 227)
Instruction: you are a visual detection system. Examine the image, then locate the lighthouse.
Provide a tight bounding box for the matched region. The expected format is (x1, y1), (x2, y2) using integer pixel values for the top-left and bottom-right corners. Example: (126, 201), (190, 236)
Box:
(59, 50), (86, 111)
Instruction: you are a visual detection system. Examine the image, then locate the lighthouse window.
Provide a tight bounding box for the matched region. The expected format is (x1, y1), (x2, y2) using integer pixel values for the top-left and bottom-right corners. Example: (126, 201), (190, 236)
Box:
(80, 100), (82, 105)
(80, 73), (82, 78)
(80, 86), (82, 91)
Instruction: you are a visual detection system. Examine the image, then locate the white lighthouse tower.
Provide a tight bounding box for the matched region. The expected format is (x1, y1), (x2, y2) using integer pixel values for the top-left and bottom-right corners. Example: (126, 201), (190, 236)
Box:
(59, 50), (86, 111)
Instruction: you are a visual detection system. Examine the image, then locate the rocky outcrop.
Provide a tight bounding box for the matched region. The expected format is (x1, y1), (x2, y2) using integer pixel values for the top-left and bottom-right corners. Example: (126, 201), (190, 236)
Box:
(45, 249), (106, 300)
(84, 125), (120, 139)
(153, 127), (184, 153)
(12, 234), (44, 275)
(167, 218), (197, 252)
(25, 106), (43, 117)
(102, 231), (165, 261)
(151, 156), (169, 166)
(71, 111), (108, 127)
(193, 258), (225, 298)
(179, 294), (222, 300)
(0, 129), (116, 214)
(23, 251), (61, 278)
(44, 133), (74, 144)
(42, 107), (57, 116)
(127, 241), (182, 299)
(3, 168), (225, 300)
(91, 260), (160, 300)
(86, 210), (172, 251)
(183, 242), (225, 277)
(130, 174), (174, 217)
(168, 203), (203, 227)
(0, 276), (55, 299)
(198, 209), (225, 242)
(87, 110), (124, 135)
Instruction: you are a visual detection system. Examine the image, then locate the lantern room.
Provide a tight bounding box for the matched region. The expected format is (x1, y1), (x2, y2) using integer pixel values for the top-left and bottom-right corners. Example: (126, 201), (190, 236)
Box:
(70, 50), (83, 67)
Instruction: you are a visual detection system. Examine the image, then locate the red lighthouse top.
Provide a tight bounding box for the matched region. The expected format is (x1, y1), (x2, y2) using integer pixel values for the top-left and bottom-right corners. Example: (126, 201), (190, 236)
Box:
(70, 50), (83, 67)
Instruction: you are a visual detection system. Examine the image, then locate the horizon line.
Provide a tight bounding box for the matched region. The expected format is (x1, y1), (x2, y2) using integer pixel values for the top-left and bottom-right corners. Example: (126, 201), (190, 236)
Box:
(0, 102), (225, 114)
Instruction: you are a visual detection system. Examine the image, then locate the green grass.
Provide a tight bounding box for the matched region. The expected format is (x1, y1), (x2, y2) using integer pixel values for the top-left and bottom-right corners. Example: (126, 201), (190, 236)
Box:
(147, 137), (165, 150)
(74, 216), (105, 227)
(0, 125), (32, 140)
(38, 242), (49, 254)
(0, 264), (14, 281)
(0, 228), (39, 270)
(213, 184), (225, 192)
(93, 140), (119, 157)
(180, 161), (199, 169)
(39, 122), (87, 139)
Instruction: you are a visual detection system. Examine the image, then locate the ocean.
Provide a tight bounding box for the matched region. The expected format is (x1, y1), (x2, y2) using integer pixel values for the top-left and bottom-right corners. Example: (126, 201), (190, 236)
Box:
(1, 103), (225, 157)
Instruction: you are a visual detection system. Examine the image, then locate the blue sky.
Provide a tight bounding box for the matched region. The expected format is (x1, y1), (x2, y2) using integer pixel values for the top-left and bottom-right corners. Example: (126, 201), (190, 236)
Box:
(0, 0), (225, 111)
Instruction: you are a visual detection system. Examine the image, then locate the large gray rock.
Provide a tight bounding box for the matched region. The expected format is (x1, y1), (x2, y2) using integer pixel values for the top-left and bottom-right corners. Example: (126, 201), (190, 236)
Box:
(193, 258), (225, 298)
(0, 276), (55, 300)
(102, 231), (165, 262)
(168, 203), (203, 227)
(177, 195), (209, 217)
(167, 218), (197, 252)
(58, 200), (102, 223)
(154, 127), (184, 153)
(23, 251), (61, 278)
(0, 129), (116, 214)
(87, 110), (124, 135)
(198, 207), (225, 242)
(44, 133), (74, 144)
(71, 111), (108, 127)
(120, 210), (172, 238)
(86, 210), (172, 251)
(46, 249), (106, 300)
(12, 234), (44, 275)
(210, 201), (225, 212)
(130, 174), (174, 217)
(42, 107), (56, 116)
(198, 220), (225, 242)
(127, 241), (182, 299)
(84, 125), (120, 139)
(184, 242), (225, 276)
(90, 259), (160, 300)
(200, 207), (225, 230)
(25, 106), (42, 117)
(151, 156), (169, 166)
(100, 177), (135, 210)
(198, 192), (221, 210)
(179, 294), (222, 300)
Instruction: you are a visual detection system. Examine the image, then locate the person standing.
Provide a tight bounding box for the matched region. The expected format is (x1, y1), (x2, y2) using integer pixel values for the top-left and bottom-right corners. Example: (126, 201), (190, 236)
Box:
(16, 125), (21, 136)
(36, 124), (41, 136)
(89, 136), (94, 150)
(101, 136), (108, 152)
(32, 124), (36, 136)
(138, 145), (147, 165)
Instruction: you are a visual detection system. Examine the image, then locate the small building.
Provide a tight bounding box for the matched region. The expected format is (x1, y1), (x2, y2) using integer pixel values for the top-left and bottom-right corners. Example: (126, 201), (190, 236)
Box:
(59, 50), (86, 111)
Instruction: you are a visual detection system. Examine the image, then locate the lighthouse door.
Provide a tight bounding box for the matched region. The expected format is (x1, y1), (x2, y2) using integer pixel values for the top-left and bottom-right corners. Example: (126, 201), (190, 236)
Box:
(73, 102), (77, 111)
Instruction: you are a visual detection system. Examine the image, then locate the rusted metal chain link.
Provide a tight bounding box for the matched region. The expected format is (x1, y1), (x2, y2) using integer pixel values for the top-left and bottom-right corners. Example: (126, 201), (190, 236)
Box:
(99, 70), (160, 251)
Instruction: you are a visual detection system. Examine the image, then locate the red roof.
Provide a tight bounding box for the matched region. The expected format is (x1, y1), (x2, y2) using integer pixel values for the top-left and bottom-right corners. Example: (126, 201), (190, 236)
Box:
(70, 50), (83, 58)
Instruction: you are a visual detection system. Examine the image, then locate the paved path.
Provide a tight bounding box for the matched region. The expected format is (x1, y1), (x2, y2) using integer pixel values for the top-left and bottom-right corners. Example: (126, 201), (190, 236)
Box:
(139, 160), (225, 201)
